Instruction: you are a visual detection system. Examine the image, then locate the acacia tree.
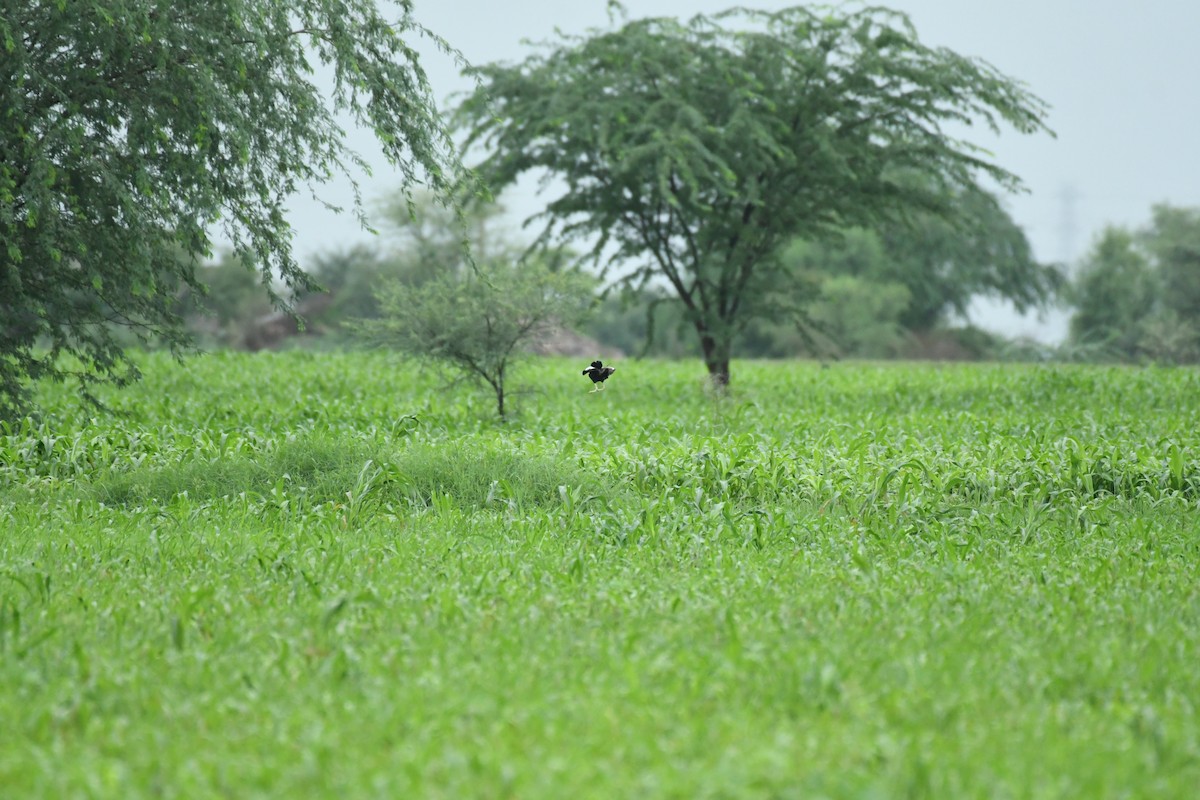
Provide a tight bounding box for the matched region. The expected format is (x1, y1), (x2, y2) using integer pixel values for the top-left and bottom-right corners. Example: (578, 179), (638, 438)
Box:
(1, 0), (463, 416)
(455, 4), (1051, 386)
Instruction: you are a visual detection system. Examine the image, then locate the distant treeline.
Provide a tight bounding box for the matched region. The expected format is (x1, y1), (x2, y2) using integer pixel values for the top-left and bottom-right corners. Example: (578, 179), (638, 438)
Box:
(181, 198), (1200, 365)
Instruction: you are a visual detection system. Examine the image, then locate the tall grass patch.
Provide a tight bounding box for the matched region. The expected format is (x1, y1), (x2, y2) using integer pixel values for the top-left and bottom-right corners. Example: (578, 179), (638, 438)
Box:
(81, 431), (613, 515)
(389, 440), (616, 511)
(90, 435), (377, 506)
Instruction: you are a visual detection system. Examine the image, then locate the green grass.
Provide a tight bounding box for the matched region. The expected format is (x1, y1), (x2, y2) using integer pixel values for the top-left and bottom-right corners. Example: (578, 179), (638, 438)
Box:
(2, 351), (1199, 798)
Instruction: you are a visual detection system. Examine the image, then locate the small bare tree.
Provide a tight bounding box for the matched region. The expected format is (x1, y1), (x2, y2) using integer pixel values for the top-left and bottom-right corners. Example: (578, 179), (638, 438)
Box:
(359, 258), (594, 419)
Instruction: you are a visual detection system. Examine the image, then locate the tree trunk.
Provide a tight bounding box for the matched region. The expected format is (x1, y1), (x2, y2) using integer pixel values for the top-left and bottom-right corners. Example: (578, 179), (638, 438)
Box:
(491, 364), (507, 420)
(707, 359), (731, 390)
(698, 329), (731, 390)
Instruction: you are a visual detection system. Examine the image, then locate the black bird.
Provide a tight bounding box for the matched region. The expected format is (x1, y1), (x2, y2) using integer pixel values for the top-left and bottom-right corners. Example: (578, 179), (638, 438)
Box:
(582, 360), (616, 392)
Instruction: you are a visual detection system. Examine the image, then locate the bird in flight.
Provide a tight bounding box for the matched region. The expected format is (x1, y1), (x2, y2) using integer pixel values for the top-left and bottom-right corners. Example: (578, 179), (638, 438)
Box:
(582, 360), (616, 392)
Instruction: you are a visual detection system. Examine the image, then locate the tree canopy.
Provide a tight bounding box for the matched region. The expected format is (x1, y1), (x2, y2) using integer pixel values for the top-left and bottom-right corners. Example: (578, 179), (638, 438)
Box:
(455, 3), (1052, 385)
(782, 182), (1061, 337)
(870, 183), (1060, 331)
(1069, 205), (1200, 363)
(1, 0), (462, 416)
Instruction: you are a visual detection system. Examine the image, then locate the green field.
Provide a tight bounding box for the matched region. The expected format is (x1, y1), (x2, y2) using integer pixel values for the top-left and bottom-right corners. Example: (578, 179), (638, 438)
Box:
(2, 352), (1199, 798)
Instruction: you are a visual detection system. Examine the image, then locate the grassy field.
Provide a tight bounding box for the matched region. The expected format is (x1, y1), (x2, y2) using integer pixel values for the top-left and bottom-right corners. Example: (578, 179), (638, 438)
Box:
(2, 351), (1199, 798)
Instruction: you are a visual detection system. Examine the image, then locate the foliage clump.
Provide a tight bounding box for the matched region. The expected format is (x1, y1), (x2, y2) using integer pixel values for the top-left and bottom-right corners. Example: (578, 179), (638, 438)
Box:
(358, 254), (595, 420)
(1, 0), (462, 417)
(1068, 204), (1200, 363)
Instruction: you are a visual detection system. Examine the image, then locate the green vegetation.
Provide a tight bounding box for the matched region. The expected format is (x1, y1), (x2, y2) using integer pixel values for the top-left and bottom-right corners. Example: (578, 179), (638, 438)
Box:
(455, 4), (1051, 385)
(357, 257), (593, 420)
(3, 351), (1199, 797)
(777, 182), (1062, 357)
(1069, 204), (1200, 363)
(352, 198), (596, 420)
(1, 0), (463, 416)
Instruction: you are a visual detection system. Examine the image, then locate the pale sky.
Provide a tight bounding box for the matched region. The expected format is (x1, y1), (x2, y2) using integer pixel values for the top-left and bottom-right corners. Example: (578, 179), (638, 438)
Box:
(283, 0), (1200, 342)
